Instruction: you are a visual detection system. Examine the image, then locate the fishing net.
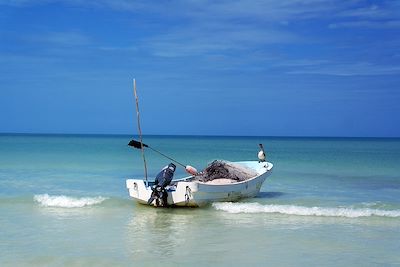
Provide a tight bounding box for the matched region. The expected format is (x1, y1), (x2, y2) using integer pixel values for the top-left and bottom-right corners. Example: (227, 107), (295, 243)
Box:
(194, 160), (258, 182)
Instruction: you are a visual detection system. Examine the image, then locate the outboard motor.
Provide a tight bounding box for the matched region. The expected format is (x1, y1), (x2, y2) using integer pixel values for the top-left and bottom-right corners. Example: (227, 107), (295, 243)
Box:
(147, 163), (176, 207)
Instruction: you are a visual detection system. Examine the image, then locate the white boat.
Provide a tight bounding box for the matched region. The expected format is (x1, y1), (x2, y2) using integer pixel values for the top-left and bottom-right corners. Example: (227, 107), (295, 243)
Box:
(126, 80), (273, 207)
(126, 160), (273, 207)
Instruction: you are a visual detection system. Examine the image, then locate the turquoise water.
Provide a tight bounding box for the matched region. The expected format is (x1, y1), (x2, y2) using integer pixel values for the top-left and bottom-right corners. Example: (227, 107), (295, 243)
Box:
(1, 134), (400, 266)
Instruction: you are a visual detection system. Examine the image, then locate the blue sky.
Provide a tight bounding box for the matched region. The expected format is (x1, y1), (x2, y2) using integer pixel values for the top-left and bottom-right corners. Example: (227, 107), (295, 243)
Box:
(0, 0), (399, 137)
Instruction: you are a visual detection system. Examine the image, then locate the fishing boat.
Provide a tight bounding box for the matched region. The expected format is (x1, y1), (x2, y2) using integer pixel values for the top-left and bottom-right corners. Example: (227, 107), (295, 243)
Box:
(126, 159), (273, 207)
(126, 79), (273, 207)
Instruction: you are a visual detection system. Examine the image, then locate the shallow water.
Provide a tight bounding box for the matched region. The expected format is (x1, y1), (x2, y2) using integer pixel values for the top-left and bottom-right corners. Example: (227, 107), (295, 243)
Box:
(1, 135), (399, 266)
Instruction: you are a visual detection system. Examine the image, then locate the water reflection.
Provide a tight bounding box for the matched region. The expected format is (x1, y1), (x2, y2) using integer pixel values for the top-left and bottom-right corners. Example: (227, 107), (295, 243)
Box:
(125, 205), (205, 262)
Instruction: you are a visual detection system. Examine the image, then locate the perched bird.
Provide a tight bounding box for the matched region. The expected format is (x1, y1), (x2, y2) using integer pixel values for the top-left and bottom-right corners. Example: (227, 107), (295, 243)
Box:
(258, 143), (266, 162)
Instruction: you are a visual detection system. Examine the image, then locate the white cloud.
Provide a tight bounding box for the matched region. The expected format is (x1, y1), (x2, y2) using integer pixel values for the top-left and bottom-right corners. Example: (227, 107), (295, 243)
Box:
(287, 62), (400, 76)
(146, 23), (299, 57)
(329, 20), (400, 29)
(331, 1), (400, 29)
(2, 0), (399, 74)
(25, 31), (91, 46)
(337, 4), (386, 18)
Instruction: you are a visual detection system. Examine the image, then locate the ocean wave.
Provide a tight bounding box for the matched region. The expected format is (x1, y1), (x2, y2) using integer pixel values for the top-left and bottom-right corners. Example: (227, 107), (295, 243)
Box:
(212, 202), (400, 218)
(34, 194), (107, 208)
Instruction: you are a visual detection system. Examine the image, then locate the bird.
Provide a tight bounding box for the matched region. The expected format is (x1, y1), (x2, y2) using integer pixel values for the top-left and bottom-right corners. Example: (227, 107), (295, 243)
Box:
(258, 143), (266, 163)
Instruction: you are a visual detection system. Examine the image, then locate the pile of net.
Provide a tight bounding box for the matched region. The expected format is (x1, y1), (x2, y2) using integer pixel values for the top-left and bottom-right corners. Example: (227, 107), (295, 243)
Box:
(194, 160), (258, 182)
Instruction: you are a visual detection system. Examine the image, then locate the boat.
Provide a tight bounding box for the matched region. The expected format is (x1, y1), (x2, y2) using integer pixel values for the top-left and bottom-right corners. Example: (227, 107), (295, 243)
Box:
(126, 159), (273, 207)
(126, 79), (273, 207)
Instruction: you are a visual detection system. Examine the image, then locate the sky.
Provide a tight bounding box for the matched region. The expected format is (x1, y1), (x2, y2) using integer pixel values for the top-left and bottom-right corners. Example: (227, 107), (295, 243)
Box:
(0, 0), (399, 137)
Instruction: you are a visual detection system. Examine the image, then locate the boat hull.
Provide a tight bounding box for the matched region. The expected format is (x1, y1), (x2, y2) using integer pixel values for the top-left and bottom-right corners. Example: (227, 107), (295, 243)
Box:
(126, 161), (273, 207)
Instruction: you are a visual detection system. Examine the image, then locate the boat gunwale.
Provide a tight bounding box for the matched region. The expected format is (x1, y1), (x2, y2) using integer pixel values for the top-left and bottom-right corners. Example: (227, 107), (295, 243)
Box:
(127, 161), (273, 188)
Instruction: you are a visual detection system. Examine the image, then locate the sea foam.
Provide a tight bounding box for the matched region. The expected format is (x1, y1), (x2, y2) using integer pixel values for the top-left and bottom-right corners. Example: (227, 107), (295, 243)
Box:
(212, 202), (400, 218)
(34, 194), (107, 208)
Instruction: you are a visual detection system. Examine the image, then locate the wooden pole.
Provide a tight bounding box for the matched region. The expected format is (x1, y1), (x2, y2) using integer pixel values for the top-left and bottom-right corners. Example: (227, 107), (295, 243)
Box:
(133, 79), (148, 186)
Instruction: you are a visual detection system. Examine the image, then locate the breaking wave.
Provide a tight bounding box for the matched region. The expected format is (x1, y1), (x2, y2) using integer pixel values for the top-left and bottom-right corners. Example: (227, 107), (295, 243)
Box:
(212, 202), (400, 218)
(34, 194), (107, 208)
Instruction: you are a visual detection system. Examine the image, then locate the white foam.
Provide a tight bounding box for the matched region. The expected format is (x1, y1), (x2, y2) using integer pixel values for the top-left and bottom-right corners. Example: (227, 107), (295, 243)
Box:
(212, 202), (400, 218)
(34, 194), (107, 208)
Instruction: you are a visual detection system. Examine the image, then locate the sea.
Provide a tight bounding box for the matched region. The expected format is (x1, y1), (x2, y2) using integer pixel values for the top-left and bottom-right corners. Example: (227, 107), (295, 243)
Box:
(0, 134), (399, 267)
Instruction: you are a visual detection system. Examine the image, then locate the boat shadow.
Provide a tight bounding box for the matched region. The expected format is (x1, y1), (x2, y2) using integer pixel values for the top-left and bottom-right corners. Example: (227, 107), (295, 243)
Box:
(255, 191), (284, 199)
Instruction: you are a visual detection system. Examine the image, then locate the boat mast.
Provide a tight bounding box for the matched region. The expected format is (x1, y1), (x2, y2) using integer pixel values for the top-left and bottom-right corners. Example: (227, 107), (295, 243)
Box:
(133, 79), (148, 186)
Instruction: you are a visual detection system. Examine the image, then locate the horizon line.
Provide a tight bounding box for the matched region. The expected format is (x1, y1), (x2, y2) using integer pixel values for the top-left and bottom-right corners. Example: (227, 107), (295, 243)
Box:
(0, 132), (399, 139)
